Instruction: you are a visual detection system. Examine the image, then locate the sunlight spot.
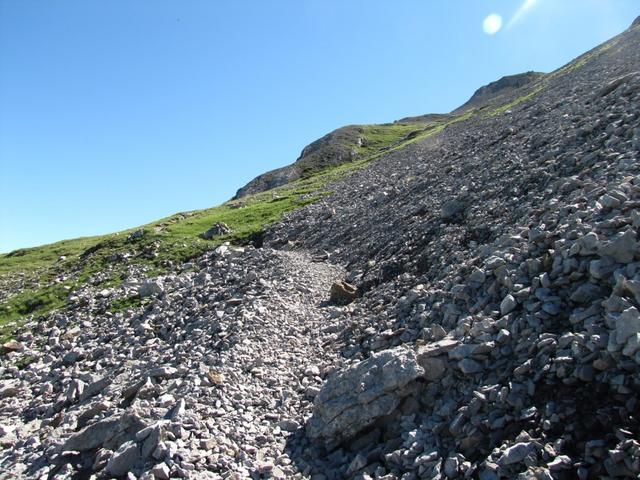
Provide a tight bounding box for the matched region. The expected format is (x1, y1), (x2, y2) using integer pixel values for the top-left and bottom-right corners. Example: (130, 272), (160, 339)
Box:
(507, 0), (539, 29)
(483, 14), (503, 35)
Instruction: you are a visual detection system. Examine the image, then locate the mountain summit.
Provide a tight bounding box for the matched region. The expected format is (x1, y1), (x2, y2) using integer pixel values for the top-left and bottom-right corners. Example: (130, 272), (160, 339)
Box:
(233, 71), (546, 199)
(1, 17), (640, 480)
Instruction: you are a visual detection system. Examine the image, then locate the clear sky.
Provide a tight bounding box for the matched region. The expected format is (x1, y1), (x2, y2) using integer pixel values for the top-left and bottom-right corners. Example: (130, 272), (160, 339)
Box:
(1, 1), (638, 252)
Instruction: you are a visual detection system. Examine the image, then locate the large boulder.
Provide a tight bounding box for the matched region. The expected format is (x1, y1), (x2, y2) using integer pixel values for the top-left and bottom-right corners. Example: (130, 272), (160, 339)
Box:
(63, 413), (146, 452)
(138, 280), (164, 298)
(307, 347), (424, 449)
(201, 222), (232, 240)
(63, 418), (120, 451)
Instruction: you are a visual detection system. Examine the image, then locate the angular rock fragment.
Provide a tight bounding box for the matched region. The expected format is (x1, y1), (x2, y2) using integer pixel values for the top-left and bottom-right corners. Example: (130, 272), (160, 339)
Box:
(63, 418), (120, 451)
(307, 347), (424, 448)
(1, 340), (23, 354)
(201, 222), (232, 240)
(150, 463), (171, 480)
(417, 355), (447, 381)
(598, 229), (637, 264)
(500, 294), (517, 316)
(441, 199), (466, 219)
(500, 442), (536, 466)
(139, 281), (164, 298)
(105, 440), (141, 476)
(329, 280), (358, 305)
(613, 307), (640, 346)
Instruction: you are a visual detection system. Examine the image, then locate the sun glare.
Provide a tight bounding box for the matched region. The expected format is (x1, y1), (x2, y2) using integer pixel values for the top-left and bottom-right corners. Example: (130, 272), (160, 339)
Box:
(507, 0), (539, 29)
(483, 14), (503, 35)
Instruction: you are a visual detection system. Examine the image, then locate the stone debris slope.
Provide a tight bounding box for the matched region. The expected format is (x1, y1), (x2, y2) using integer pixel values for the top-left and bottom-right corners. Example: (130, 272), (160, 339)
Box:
(1, 17), (640, 480)
(266, 20), (640, 480)
(0, 249), (349, 478)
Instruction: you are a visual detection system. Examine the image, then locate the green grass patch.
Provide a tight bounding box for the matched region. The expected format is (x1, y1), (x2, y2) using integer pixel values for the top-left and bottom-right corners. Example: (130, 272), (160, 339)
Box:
(109, 295), (145, 312)
(356, 123), (429, 157)
(14, 355), (37, 370)
(0, 236), (104, 276)
(489, 85), (545, 116)
(0, 282), (70, 342)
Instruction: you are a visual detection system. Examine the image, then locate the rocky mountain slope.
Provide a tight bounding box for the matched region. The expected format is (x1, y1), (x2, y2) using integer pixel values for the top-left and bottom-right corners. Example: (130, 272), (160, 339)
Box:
(233, 123), (445, 199)
(452, 71), (545, 113)
(1, 16), (640, 480)
(233, 71), (544, 199)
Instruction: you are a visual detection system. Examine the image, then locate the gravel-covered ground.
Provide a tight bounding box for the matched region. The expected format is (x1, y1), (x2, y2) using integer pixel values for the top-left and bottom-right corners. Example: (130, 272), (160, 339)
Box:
(1, 248), (351, 479)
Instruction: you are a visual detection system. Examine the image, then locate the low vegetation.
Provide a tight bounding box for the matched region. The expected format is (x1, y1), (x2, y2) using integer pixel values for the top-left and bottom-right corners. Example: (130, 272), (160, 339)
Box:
(108, 295), (145, 313)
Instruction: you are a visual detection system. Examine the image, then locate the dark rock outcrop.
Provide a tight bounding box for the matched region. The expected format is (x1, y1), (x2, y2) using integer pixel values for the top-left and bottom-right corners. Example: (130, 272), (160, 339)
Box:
(455, 71), (545, 112)
(234, 125), (363, 198)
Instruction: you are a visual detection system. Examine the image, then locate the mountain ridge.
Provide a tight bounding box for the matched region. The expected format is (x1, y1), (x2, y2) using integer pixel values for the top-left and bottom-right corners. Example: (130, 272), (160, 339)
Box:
(233, 70), (547, 199)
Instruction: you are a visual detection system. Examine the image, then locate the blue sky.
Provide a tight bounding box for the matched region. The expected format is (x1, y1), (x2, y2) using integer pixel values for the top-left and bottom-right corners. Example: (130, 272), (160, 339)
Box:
(0, 1), (638, 252)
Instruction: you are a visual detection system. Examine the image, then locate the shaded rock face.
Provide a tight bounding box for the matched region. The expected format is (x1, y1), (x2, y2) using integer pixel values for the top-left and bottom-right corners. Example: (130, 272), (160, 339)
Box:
(455, 71), (545, 112)
(233, 125), (363, 199)
(63, 417), (121, 452)
(63, 412), (146, 452)
(307, 347), (424, 449)
(329, 280), (358, 305)
(232, 164), (301, 199)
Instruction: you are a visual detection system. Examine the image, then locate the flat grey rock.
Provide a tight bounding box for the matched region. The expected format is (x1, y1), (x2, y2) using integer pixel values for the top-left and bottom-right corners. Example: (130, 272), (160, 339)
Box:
(307, 347), (424, 448)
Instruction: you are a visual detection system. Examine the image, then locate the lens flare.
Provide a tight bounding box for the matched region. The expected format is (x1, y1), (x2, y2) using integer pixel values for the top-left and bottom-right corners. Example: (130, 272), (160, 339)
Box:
(483, 14), (503, 35)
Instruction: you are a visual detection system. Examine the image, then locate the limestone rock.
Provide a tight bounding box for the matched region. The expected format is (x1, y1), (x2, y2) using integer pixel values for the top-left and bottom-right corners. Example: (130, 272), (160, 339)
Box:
(63, 418), (120, 452)
(105, 440), (141, 477)
(307, 347), (424, 447)
(613, 307), (640, 345)
(441, 199), (466, 219)
(201, 222), (232, 240)
(139, 280), (164, 298)
(150, 463), (171, 480)
(1, 340), (23, 354)
(500, 294), (517, 316)
(418, 355), (448, 381)
(598, 229), (637, 264)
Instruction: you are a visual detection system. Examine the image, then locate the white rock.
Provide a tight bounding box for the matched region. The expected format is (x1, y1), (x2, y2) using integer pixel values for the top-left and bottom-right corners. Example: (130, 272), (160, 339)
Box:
(615, 307), (640, 345)
(500, 295), (517, 316)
